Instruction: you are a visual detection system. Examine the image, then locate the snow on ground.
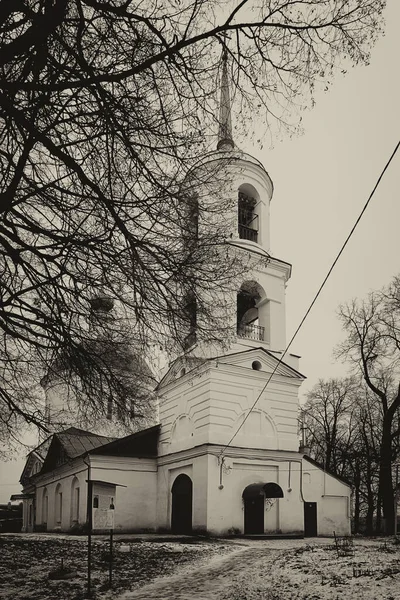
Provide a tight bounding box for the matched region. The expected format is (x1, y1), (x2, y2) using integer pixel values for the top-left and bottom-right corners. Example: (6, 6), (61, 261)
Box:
(0, 534), (234, 600)
(1, 535), (400, 600)
(221, 538), (400, 600)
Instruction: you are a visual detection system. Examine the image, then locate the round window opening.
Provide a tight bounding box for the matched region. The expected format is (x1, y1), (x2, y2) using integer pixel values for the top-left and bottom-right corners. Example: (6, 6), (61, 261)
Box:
(252, 360), (262, 371)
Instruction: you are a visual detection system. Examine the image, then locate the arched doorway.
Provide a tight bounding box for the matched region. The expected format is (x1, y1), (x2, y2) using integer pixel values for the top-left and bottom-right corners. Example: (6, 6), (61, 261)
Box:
(242, 482), (283, 534)
(171, 474), (193, 534)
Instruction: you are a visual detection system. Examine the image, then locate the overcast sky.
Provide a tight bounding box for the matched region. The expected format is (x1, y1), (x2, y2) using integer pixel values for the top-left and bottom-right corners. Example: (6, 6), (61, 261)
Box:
(248, 0), (400, 401)
(1, 1), (398, 502)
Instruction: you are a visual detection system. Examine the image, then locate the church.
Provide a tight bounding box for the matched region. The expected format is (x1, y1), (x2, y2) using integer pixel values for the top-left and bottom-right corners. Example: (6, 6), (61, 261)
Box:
(15, 56), (351, 538)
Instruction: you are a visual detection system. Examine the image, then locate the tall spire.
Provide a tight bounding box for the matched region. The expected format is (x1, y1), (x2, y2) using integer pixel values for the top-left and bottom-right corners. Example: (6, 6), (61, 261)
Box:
(217, 48), (234, 150)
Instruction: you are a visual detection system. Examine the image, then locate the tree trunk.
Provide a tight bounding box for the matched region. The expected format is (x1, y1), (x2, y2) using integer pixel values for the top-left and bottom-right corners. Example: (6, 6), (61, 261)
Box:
(379, 424), (395, 535)
(364, 459), (375, 535)
(376, 493), (382, 534)
(366, 493), (374, 535)
(353, 464), (361, 534)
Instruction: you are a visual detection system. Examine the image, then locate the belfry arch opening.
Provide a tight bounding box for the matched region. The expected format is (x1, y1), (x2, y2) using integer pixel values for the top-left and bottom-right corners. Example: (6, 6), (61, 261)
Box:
(237, 281), (267, 342)
(238, 184), (259, 243)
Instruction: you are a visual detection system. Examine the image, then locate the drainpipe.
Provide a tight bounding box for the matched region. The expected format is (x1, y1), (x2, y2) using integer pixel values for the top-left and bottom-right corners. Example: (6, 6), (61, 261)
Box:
(83, 456), (93, 598)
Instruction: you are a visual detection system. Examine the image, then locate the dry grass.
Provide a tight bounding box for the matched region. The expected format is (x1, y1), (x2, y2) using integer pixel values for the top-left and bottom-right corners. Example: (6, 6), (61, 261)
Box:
(0, 535), (232, 600)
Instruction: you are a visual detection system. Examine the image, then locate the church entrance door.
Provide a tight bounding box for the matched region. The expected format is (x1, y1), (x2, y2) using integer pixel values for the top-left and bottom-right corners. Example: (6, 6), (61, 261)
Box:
(304, 502), (317, 537)
(171, 474), (193, 534)
(244, 495), (264, 534)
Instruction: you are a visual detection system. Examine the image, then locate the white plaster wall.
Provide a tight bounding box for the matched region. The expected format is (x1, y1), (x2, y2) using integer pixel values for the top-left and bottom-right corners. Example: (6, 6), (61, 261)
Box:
(195, 256), (289, 354)
(22, 498), (35, 533)
(90, 456), (157, 531)
(35, 464), (88, 531)
(42, 380), (77, 430)
(183, 150), (290, 359)
(33, 455), (158, 532)
(318, 496), (350, 536)
(156, 454), (208, 532)
(158, 367), (211, 454)
(205, 454), (305, 535)
(159, 353), (303, 455)
(302, 460), (351, 536)
(189, 151), (273, 252)
(155, 449), (350, 537)
(207, 366), (301, 451)
(204, 453), (350, 536)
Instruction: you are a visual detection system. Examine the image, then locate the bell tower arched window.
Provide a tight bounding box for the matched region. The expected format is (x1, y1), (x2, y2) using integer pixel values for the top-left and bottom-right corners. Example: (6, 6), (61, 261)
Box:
(237, 281), (267, 342)
(238, 185), (259, 243)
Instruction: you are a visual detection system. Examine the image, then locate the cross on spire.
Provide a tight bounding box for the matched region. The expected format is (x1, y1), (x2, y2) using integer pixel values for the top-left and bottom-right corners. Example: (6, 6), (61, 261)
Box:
(217, 47), (234, 151)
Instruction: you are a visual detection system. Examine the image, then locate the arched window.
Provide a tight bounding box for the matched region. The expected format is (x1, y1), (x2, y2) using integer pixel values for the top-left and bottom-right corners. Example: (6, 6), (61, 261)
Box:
(55, 483), (63, 525)
(237, 281), (267, 341)
(238, 184), (260, 243)
(71, 477), (80, 524)
(42, 488), (48, 525)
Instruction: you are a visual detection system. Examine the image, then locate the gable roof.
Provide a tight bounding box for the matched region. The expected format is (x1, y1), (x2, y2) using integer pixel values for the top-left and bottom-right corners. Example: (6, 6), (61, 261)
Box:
(40, 428), (117, 474)
(31, 425), (160, 477)
(56, 428), (117, 459)
(303, 455), (351, 487)
(20, 436), (53, 486)
(90, 424), (160, 458)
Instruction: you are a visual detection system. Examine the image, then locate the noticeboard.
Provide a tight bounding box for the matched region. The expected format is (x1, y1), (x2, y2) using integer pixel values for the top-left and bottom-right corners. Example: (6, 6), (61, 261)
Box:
(92, 483), (116, 529)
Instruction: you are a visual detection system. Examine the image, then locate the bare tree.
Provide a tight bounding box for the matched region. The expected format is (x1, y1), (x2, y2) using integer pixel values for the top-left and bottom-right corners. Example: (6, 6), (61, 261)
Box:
(303, 377), (358, 474)
(0, 0), (386, 439)
(304, 377), (386, 534)
(337, 275), (400, 534)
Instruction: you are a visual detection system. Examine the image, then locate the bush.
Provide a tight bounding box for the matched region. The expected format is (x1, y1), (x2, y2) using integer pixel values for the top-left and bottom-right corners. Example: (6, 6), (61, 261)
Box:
(69, 522), (89, 535)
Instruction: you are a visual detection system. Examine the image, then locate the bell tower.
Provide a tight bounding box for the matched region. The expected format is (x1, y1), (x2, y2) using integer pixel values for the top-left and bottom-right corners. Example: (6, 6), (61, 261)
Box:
(184, 51), (294, 367)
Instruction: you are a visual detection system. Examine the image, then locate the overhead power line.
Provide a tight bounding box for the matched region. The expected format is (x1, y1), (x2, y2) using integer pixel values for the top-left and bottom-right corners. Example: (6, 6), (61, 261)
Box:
(222, 139), (400, 452)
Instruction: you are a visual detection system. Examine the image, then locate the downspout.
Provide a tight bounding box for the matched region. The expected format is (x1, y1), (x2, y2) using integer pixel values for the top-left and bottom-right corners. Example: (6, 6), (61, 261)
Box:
(83, 455), (93, 597)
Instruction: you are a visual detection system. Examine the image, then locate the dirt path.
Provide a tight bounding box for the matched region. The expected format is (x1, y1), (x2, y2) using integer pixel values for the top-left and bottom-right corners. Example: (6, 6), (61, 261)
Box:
(118, 543), (281, 600)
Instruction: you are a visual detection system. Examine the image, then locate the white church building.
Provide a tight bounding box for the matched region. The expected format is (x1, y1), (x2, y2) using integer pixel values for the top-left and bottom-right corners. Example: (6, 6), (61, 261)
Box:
(15, 56), (351, 538)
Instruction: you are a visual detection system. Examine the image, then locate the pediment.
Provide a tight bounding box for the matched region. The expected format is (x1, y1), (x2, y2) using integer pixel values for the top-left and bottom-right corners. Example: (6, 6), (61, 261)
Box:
(20, 436), (52, 486)
(215, 347), (305, 379)
(158, 355), (206, 389)
(158, 347), (304, 390)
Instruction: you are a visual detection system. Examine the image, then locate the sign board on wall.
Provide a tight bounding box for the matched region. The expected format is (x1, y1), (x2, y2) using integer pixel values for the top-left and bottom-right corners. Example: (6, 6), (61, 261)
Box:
(92, 482), (116, 530)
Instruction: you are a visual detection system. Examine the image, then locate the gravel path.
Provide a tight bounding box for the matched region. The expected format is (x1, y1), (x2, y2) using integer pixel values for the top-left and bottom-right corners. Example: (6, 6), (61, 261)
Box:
(118, 543), (282, 600)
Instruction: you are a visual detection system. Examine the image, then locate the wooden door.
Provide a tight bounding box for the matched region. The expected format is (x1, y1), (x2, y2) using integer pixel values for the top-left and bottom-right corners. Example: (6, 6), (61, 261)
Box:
(304, 502), (317, 537)
(244, 495), (264, 534)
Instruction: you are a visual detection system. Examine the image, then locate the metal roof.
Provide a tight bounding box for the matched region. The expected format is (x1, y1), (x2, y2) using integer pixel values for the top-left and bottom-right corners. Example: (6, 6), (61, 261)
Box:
(56, 428), (117, 459)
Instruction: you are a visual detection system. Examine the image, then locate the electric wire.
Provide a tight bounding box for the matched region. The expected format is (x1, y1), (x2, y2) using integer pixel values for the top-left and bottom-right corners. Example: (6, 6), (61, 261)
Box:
(222, 139), (400, 452)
